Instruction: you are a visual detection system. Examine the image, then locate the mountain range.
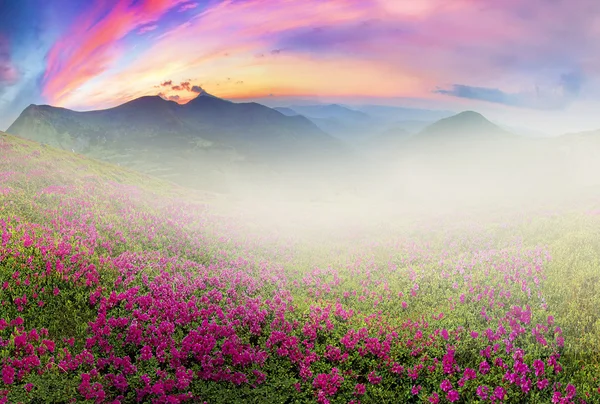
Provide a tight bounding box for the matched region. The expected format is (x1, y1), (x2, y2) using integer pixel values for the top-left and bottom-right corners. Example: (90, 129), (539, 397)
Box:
(273, 104), (455, 142)
(7, 91), (350, 191)
(8, 91), (343, 158)
(7, 93), (600, 197)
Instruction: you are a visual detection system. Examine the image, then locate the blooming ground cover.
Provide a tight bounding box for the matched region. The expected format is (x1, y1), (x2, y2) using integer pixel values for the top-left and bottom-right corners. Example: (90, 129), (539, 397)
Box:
(1, 131), (600, 403)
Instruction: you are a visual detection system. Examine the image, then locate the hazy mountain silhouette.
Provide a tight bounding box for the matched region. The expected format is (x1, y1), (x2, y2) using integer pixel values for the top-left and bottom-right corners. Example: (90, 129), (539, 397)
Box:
(355, 105), (454, 123)
(417, 111), (511, 139)
(284, 104), (371, 122)
(273, 107), (298, 116)
(8, 92), (344, 159)
(272, 104), (377, 142)
(383, 120), (433, 134)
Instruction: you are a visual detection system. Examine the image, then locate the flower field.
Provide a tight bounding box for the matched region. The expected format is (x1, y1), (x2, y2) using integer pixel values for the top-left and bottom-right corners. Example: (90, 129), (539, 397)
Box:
(1, 131), (600, 403)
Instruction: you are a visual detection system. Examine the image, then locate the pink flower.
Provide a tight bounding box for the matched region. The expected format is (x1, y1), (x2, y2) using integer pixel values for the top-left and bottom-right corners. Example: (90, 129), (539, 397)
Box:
(463, 368), (476, 380)
(440, 379), (452, 392)
(354, 383), (366, 395)
(313, 368), (344, 396)
(565, 383), (576, 399)
(140, 345), (153, 361)
(493, 386), (506, 401)
(446, 389), (459, 402)
(533, 359), (545, 377)
(367, 371), (382, 385)
(2, 366), (15, 385)
(42, 339), (55, 353)
(552, 391), (562, 403)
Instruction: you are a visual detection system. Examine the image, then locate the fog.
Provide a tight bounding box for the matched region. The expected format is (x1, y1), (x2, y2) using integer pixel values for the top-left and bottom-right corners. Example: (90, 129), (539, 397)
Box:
(198, 130), (600, 242)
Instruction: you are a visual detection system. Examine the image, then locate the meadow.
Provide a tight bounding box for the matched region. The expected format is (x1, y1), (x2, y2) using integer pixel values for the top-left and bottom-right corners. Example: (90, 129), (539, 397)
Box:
(1, 131), (600, 403)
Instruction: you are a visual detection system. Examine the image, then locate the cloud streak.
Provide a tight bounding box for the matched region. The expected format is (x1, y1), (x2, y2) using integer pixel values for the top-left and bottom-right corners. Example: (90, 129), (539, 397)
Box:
(42, 0), (188, 104)
(435, 69), (586, 110)
(179, 2), (199, 12)
(139, 24), (159, 34)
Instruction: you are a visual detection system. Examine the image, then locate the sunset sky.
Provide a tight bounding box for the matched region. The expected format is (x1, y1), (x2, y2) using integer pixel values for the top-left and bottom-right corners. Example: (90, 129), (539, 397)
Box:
(1, 0), (600, 134)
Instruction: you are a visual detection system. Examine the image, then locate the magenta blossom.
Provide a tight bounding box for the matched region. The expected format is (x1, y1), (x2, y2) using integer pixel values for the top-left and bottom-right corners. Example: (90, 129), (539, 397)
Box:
(447, 389), (459, 403)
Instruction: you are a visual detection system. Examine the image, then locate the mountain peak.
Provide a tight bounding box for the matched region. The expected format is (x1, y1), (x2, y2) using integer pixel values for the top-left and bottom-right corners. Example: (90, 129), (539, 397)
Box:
(120, 95), (173, 108)
(453, 110), (486, 120)
(417, 110), (510, 140)
(191, 87), (220, 100)
(185, 88), (232, 108)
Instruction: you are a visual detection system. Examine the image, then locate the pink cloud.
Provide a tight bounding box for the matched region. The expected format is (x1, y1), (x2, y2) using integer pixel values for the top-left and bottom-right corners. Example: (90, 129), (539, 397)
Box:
(42, 0), (188, 104)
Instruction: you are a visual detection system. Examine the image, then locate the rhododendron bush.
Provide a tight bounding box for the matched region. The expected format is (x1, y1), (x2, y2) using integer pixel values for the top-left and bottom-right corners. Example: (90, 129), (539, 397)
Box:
(1, 134), (600, 403)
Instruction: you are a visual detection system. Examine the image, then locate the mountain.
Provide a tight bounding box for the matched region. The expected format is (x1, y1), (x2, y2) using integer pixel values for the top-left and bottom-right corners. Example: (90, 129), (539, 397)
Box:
(355, 105), (455, 123)
(273, 107), (298, 116)
(8, 92), (343, 157)
(285, 104), (371, 123)
(7, 92), (347, 192)
(273, 104), (457, 144)
(272, 104), (375, 142)
(388, 111), (522, 183)
(414, 110), (512, 143)
(178, 95), (345, 156)
(383, 120), (433, 134)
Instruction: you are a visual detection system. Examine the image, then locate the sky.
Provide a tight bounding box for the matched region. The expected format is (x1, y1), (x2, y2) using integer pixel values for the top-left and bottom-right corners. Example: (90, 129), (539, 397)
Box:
(1, 0), (600, 134)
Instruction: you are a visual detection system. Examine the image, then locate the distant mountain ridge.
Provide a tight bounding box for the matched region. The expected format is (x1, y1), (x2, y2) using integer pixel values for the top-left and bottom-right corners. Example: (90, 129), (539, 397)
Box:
(273, 104), (374, 142)
(7, 92), (348, 192)
(8, 92), (343, 159)
(355, 105), (455, 123)
(281, 104), (371, 122)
